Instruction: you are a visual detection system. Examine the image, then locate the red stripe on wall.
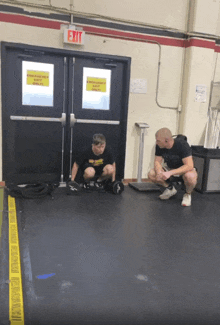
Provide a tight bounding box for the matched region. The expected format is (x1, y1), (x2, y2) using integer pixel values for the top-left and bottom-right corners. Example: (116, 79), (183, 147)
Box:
(0, 12), (61, 29)
(82, 26), (185, 47)
(185, 38), (216, 50)
(0, 11), (219, 51)
(215, 45), (220, 52)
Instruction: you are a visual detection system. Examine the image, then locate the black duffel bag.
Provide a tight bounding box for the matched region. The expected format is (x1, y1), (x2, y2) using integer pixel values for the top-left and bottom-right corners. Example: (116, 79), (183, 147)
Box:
(7, 183), (58, 199)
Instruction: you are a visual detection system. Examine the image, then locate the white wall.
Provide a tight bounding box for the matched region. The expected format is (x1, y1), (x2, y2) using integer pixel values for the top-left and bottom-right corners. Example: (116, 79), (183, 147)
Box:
(13, 0), (189, 31)
(190, 0), (220, 36)
(180, 46), (216, 145)
(74, 0), (188, 31)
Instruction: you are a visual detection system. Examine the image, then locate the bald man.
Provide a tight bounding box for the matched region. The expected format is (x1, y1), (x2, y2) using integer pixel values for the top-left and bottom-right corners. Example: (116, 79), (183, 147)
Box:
(148, 128), (197, 206)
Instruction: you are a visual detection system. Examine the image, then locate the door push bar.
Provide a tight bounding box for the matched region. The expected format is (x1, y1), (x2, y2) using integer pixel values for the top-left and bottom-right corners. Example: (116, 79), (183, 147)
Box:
(70, 113), (120, 127)
(10, 113), (66, 127)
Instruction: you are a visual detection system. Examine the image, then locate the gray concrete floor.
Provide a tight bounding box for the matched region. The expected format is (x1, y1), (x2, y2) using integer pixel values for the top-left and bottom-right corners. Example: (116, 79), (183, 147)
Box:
(1, 185), (220, 325)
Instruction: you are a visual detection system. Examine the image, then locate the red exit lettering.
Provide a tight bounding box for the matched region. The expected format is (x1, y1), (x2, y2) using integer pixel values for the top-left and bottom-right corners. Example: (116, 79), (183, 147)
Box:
(67, 30), (83, 44)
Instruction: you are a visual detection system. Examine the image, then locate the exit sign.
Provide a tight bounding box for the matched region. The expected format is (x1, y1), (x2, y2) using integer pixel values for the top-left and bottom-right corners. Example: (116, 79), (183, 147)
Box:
(64, 28), (85, 45)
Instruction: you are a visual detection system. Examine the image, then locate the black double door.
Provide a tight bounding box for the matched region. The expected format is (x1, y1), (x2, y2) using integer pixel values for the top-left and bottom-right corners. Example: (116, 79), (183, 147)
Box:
(1, 43), (130, 185)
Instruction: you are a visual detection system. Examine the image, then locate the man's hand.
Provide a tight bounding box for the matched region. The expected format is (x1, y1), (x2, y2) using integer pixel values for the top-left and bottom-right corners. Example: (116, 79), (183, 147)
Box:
(156, 171), (172, 181)
(161, 171), (172, 180)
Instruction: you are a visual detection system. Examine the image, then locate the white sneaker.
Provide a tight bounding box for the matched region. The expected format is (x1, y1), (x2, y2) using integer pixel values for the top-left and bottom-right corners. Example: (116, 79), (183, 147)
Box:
(181, 193), (191, 206)
(159, 186), (177, 200)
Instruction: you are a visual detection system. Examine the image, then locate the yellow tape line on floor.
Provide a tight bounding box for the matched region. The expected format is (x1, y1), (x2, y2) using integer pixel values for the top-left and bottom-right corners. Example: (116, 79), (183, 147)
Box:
(0, 188), (3, 241)
(8, 195), (25, 325)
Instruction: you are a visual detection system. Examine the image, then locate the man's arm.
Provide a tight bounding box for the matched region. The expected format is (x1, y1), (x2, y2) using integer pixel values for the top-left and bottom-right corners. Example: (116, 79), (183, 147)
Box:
(162, 156), (194, 180)
(154, 156), (164, 175)
(71, 162), (79, 181)
(107, 147), (116, 181)
(170, 156), (194, 176)
(112, 162), (116, 182)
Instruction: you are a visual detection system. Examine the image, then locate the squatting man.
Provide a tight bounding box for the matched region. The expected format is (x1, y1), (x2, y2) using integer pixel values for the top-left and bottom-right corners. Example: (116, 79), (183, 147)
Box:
(71, 133), (115, 190)
(148, 128), (198, 207)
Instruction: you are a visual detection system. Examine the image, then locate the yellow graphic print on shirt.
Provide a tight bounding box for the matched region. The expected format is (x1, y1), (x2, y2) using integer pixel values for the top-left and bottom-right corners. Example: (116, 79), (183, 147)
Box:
(89, 159), (104, 166)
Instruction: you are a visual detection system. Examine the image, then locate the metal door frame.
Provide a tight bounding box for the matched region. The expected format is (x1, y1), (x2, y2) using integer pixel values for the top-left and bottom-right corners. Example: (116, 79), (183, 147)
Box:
(1, 42), (131, 182)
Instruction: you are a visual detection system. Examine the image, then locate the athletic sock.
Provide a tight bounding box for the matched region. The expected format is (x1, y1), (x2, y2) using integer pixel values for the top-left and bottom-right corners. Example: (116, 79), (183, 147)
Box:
(167, 184), (173, 190)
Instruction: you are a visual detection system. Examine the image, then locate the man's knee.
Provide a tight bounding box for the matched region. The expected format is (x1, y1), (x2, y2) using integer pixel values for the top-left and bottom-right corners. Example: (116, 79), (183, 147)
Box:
(148, 169), (156, 180)
(84, 167), (95, 179)
(183, 170), (197, 186)
(103, 164), (114, 176)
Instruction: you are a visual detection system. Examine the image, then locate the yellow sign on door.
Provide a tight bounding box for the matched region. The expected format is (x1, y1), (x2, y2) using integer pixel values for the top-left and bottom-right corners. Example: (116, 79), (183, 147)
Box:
(27, 70), (49, 86)
(86, 77), (106, 92)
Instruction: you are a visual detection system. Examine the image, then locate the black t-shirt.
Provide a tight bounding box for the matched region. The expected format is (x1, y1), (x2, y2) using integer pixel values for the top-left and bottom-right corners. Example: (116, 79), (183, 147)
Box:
(155, 138), (192, 169)
(76, 146), (115, 169)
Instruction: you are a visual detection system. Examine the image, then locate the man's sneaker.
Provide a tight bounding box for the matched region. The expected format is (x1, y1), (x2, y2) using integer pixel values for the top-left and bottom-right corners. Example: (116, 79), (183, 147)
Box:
(159, 186), (177, 200)
(94, 181), (106, 193)
(181, 193), (191, 206)
(94, 181), (104, 189)
(83, 182), (92, 191)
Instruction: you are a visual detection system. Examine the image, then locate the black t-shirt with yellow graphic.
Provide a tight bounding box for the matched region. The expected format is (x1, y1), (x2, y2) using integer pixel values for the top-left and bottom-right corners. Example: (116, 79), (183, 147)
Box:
(76, 146), (115, 173)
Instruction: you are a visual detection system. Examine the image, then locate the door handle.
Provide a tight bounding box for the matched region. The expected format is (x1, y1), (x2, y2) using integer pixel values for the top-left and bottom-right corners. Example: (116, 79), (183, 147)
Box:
(10, 113), (66, 127)
(70, 113), (77, 127)
(70, 113), (120, 126)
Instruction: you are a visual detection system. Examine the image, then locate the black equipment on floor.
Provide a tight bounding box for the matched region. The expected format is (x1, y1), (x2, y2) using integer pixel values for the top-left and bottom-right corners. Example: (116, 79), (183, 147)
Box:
(66, 180), (82, 195)
(104, 180), (124, 194)
(7, 183), (58, 199)
(67, 179), (124, 195)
